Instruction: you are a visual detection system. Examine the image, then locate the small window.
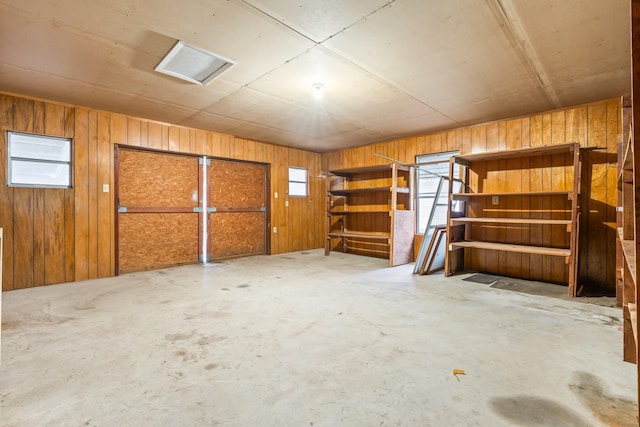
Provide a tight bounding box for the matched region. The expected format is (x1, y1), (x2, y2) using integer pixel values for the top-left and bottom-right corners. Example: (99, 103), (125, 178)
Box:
(7, 132), (72, 188)
(288, 167), (307, 197)
(416, 151), (461, 234)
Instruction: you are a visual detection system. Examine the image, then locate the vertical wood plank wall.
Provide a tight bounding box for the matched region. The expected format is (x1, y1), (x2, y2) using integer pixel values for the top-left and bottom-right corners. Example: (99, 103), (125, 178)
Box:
(0, 93), (324, 291)
(324, 99), (620, 291)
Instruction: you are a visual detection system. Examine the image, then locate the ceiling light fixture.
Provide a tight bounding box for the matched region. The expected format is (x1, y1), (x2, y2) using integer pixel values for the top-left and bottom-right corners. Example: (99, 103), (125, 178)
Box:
(312, 83), (324, 100)
(155, 40), (235, 86)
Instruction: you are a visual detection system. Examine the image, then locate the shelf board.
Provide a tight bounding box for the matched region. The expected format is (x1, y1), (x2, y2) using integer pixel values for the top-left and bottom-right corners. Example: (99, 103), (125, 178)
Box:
(454, 142), (578, 163)
(328, 163), (410, 176)
(449, 240), (570, 257)
(452, 190), (571, 199)
(328, 210), (390, 215)
(327, 231), (390, 240)
(618, 228), (637, 283)
(451, 217), (571, 225)
(329, 186), (409, 195)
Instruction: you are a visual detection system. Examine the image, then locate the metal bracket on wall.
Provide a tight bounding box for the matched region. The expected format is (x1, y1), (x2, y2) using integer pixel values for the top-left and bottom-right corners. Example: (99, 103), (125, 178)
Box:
(199, 253), (211, 262)
(207, 207), (217, 213)
(193, 207), (204, 213)
(199, 157), (211, 165)
(118, 207), (128, 213)
(260, 207), (266, 212)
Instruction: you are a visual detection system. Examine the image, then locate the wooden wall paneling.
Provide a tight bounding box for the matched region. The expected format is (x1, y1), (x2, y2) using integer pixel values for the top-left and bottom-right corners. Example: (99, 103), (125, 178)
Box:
(33, 101), (46, 285)
(467, 126), (486, 271)
(275, 145), (288, 254)
(496, 124), (508, 273)
(44, 190), (66, 285)
(551, 112), (568, 284)
(191, 130), (205, 156)
(541, 154), (554, 283)
(177, 127), (189, 153)
(13, 187), (34, 289)
(0, 95), (14, 290)
(33, 101), (45, 134)
(398, 138), (408, 163)
(220, 134), (232, 158)
(606, 98), (621, 290)
(148, 122), (162, 150)
(88, 110), (99, 279)
(542, 113), (553, 146)
(97, 111), (112, 277)
(288, 148), (301, 251)
(127, 118), (141, 147)
(110, 114), (127, 145)
(566, 107), (588, 144)
(520, 118), (531, 279)
(12, 97), (35, 288)
(63, 106), (76, 283)
(74, 109), (90, 281)
(168, 126), (180, 152)
(36, 104), (67, 286)
(233, 137), (245, 160)
(140, 120), (149, 148)
(528, 155), (544, 281)
(13, 97), (34, 132)
(551, 153), (568, 285)
(207, 133), (222, 157)
(583, 103), (609, 287)
(254, 141), (266, 163)
(530, 114), (543, 148)
(33, 188), (45, 286)
(504, 120), (523, 278)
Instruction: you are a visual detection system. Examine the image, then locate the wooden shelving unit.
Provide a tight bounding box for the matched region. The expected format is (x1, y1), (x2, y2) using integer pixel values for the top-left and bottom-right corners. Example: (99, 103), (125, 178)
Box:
(617, 95), (639, 365)
(445, 143), (581, 295)
(325, 163), (415, 267)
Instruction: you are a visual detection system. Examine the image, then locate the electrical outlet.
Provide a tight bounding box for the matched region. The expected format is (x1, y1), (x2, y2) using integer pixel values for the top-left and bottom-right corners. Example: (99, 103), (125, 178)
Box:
(274, 192), (278, 199)
(102, 184), (109, 193)
(285, 200), (289, 207)
(492, 195), (499, 205)
(273, 226), (277, 233)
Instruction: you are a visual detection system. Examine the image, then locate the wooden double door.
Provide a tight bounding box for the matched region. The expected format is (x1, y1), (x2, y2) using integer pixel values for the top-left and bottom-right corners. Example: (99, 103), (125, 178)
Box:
(116, 147), (269, 273)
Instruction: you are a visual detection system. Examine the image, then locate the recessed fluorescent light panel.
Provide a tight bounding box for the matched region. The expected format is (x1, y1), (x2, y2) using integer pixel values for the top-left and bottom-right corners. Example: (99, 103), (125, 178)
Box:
(155, 41), (235, 86)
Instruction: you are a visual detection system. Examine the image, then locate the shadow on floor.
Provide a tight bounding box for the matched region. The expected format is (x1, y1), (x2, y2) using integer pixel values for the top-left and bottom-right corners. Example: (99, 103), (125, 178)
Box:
(463, 273), (616, 307)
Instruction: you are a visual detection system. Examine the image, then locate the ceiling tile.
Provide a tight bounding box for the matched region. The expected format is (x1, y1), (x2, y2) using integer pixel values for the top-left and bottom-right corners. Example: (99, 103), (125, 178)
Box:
(501, 0), (631, 106)
(322, 0), (552, 119)
(241, 0), (391, 42)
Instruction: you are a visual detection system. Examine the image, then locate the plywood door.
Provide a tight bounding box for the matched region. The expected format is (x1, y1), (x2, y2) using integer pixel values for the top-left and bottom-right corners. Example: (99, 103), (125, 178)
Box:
(116, 148), (201, 273)
(208, 159), (268, 260)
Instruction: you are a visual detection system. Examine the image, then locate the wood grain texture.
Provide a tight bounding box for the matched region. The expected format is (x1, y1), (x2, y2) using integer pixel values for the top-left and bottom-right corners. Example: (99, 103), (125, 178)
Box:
(118, 213), (199, 273)
(0, 96), (14, 290)
(326, 99), (615, 290)
(209, 159), (266, 207)
(119, 149), (199, 207)
(209, 212), (266, 259)
(0, 92), (324, 290)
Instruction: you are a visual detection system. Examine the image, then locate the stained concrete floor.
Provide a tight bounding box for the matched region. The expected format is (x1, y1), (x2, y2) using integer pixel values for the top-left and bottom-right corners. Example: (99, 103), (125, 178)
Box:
(0, 250), (637, 426)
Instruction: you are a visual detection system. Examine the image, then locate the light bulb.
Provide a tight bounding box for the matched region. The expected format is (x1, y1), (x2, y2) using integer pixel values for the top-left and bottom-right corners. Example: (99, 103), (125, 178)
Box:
(313, 83), (324, 100)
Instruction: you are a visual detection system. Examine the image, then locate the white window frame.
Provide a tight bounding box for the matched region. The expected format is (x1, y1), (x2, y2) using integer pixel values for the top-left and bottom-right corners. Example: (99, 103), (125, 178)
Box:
(415, 151), (461, 234)
(288, 167), (308, 197)
(7, 131), (73, 189)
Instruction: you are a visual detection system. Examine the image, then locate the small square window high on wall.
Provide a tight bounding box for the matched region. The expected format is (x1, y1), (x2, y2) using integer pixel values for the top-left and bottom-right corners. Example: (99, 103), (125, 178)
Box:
(7, 132), (72, 188)
(288, 167), (307, 197)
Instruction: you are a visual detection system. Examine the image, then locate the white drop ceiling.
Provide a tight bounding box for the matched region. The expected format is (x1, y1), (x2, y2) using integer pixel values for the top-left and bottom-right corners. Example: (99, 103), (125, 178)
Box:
(0, 0), (631, 152)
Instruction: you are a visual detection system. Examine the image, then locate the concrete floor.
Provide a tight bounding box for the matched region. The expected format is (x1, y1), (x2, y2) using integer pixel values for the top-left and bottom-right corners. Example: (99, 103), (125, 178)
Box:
(0, 250), (637, 426)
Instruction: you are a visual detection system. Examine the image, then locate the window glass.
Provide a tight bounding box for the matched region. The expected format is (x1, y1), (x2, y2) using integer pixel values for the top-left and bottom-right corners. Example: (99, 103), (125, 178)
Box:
(8, 132), (72, 188)
(288, 167), (307, 197)
(415, 151), (460, 234)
